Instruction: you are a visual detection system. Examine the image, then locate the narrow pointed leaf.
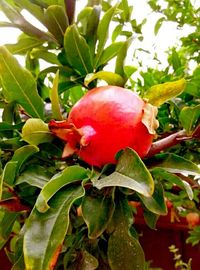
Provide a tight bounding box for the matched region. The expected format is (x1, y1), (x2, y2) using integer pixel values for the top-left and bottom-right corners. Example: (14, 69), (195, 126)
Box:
(115, 38), (133, 77)
(24, 185), (85, 270)
(95, 5), (116, 67)
(64, 25), (93, 75)
(144, 78), (186, 107)
(85, 71), (124, 87)
(0, 46), (44, 119)
(93, 148), (154, 197)
(150, 153), (200, 176)
(36, 166), (88, 212)
(6, 36), (43, 55)
(50, 70), (63, 120)
(82, 193), (115, 239)
(95, 42), (124, 68)
(22, 118), (53, 145)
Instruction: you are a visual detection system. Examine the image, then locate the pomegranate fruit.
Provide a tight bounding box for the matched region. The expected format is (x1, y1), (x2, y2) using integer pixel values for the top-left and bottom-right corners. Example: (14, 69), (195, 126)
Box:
(49, 85), (159, 167)
(186, 212), (200, 228)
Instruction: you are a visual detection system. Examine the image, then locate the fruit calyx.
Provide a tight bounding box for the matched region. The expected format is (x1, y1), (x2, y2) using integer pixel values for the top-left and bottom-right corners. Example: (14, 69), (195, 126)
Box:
(48, 119), (96, 158)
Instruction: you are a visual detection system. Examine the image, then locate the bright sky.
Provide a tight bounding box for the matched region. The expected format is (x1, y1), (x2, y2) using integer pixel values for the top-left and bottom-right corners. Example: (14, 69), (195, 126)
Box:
(0, 0), (197, 70)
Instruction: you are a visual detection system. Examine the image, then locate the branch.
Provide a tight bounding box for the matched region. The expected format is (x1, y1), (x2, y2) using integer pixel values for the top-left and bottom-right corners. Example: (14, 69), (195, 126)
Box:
(147, 129), (192, 158)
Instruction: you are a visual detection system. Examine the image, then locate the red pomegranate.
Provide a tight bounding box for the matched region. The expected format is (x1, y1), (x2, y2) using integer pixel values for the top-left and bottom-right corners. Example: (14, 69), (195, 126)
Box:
(49, 86), (158, 167)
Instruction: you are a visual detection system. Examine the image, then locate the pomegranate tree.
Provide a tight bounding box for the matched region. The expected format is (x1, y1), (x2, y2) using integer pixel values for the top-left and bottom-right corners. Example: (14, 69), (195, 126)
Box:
(49, 85), (159, 167)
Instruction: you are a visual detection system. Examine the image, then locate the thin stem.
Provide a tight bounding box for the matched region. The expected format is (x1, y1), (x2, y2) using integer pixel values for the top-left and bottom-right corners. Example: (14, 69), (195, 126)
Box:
(147, 130), (190, 158)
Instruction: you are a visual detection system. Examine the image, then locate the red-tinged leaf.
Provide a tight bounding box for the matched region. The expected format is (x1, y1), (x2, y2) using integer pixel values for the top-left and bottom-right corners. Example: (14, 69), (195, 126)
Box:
(0, 197), (30, 212)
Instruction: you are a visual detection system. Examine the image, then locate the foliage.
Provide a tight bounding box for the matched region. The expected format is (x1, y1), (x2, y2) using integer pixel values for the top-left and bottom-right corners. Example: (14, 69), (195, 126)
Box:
(0, 0), (199, 269)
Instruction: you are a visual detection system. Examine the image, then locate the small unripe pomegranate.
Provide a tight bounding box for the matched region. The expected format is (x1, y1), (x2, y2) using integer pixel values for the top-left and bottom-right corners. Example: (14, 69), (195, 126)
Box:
(186, 212), (200, 228)
(49, 86), (158, 167)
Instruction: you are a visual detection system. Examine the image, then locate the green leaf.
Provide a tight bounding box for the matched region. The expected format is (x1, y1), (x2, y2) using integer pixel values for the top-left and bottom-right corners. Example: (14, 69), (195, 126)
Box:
(139, 182), (167, 215)
(2, 145), (39, 186)
(108, 196), (145, 270)
(50, 71), (63, 120)
(0, 46), (44, 119)
(30, 48), (60, 65)
(143, 210), (159, 229)
(144, 78), (186, 107)
(179, 105), (200, 135)
(85, 71), (124, 87)
(0, 211), (18, 249)
(22, 118), (53, 145)
(44, 5), (69, 44)
(80, 250), (99, 270)
(154, 17), (165, 35)
(112, 24), (123, 42)
(115, 38), (133, 78)
(16, 165), (52, 189)
(64, 24), (93, 75)
(95, 5), (116, 67)
(95, 42), (124, 68)
(0, 122), (23, 131)
(14, 0), (45, 24)
(0, 0), (55, 43)
(85, 5), (101, 56)
(6, 36), (43, 55)
(69, 85), (85, 105)
(24, 185), (85, 270)
(93, 148), (154, 197)
(150, 153), (200, 177)
(0, 161), (18, 198)
(82, 192), (115, 239)
(152, 168), (194, 200)
(35, 165), (88, 212)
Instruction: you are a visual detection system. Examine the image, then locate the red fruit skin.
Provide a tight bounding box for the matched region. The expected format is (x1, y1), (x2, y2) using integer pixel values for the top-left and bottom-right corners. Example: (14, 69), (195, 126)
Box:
(66, 86), (154, 167)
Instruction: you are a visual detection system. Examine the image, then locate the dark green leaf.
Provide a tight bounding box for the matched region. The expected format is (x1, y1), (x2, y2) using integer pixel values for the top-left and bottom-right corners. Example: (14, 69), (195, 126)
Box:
(80, 250), (99, 270)
(24, 185), (85, 270)
(108, 196), (145, 270)
(93, 148), (154, 197)
(16, 165), (52, 189)
(3, 145), (39, 186)
(35, 165), (88, 212)
(0, 211), (18, 249)
(152, 168), (193, 200)
(82, 193), (115, 239)
(139, 182), (167, 215)
(64, 24), (93, 75)
(143, 210), (159, 229)
(150, 153), (200, 176)
(0, 46), (44, 119)
(44, 5), (69, 44)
